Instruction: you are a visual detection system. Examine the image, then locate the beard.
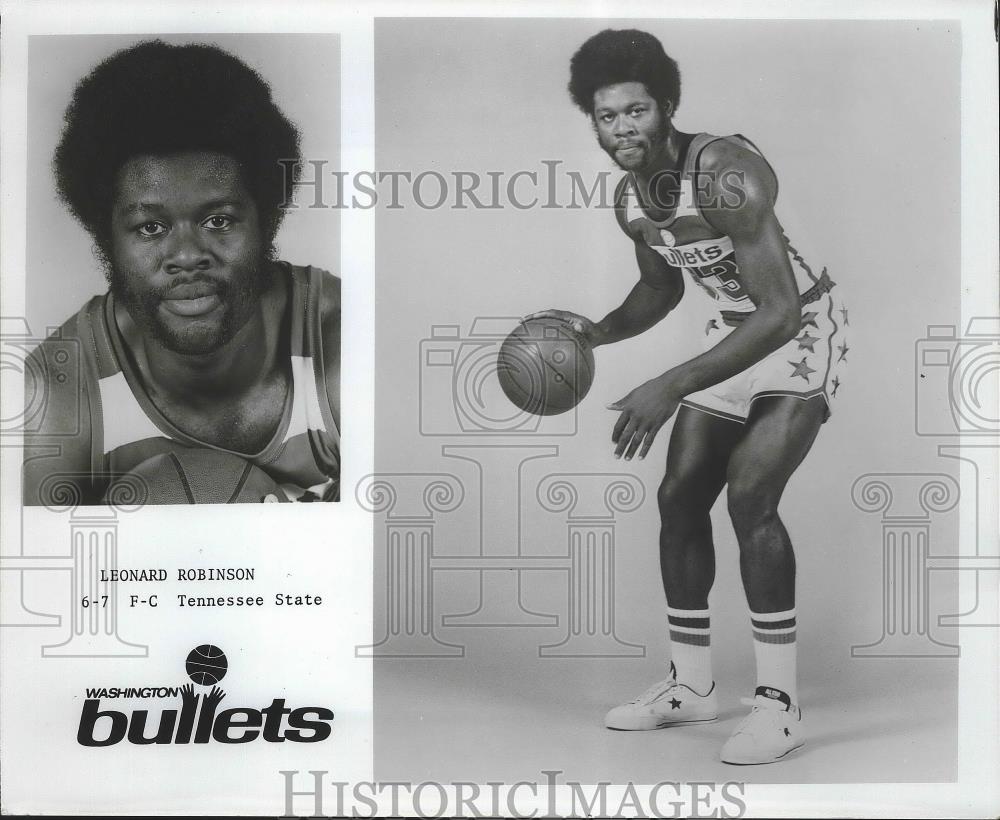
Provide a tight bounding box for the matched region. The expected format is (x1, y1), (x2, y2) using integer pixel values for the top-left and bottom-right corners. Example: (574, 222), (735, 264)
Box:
(599, 118), (672, 174)
(107, 249), (274, 356)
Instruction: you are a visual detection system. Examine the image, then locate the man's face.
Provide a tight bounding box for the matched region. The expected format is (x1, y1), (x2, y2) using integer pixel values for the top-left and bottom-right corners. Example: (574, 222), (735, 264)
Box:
(592, 82), (671, 173)
(108, 151), (270, 356)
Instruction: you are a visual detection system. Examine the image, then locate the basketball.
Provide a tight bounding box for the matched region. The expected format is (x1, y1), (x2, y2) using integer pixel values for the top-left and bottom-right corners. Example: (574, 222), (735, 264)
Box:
(102, 449), (291, 505)
(185, 644), (228, 686)
(497, 317), (596, 416)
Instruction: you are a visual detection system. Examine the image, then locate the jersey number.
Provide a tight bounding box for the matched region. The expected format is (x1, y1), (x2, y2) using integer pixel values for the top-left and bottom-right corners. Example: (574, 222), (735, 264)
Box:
(698, 258), (747, 300)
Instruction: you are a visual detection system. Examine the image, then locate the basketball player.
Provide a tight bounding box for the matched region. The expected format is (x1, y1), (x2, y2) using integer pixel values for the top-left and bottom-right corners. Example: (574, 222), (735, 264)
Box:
(23, 41), (340, 505)
(531, 29), (848, 764)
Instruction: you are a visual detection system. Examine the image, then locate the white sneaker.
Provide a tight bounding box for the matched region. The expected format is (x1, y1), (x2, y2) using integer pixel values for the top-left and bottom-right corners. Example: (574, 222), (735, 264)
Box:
(605, 667), (718, 731)
(721, 687), (805, 764)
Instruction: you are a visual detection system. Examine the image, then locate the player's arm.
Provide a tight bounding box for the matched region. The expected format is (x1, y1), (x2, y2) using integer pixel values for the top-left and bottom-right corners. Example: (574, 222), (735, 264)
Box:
(22, 329), (96, 506)
(610, 146), (802, 459)
(526, 179), (685, 347)
(660, 145), (801, 394)
(589, 238), (685, 346)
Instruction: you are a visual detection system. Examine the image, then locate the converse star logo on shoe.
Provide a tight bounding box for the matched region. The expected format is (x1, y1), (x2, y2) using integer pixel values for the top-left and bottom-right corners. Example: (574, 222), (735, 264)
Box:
(604, 675), (718, 730)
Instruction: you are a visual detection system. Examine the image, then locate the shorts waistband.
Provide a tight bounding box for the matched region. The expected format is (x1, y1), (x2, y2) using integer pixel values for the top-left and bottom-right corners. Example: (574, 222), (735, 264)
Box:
(720, 269), (836, 327)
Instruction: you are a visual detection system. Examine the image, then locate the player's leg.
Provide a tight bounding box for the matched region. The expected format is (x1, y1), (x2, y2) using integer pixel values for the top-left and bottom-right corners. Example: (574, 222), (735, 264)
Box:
(727, 394), (824, 616)
(605, 405), (742, 730)
(721, 393), (826, 763)
(658, 405), (742, 607)
(658, 406), (744, 690)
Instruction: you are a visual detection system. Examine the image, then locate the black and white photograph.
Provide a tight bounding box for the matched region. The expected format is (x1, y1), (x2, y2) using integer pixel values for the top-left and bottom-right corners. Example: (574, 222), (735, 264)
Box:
(21, 34), (341, 506)
(0, 1), (996, 817)
(369, 11), (994, 791)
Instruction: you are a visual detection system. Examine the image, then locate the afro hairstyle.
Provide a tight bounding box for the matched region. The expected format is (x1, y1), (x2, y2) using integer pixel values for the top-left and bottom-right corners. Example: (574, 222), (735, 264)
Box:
(53, 40), (301, 254)
(568, 29), (681, 117)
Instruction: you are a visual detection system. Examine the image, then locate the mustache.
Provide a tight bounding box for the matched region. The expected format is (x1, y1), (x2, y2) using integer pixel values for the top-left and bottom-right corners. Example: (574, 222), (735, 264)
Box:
(107, 255), (273, 311)
(160, 273), (229, 301)
(143, 272), (233, 305)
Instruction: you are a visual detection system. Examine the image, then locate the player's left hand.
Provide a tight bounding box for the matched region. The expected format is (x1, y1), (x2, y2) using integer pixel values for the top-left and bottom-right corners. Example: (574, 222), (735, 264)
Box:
(608, 374), (683, 460)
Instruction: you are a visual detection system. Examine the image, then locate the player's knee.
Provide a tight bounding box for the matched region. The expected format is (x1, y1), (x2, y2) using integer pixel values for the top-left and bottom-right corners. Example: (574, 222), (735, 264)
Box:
(657, 475), (710, 521)
(726, 482), (779, 537)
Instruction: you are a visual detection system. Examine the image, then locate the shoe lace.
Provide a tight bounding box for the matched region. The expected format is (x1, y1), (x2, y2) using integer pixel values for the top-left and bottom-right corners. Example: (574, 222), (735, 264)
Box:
(629, 677), (683, 706)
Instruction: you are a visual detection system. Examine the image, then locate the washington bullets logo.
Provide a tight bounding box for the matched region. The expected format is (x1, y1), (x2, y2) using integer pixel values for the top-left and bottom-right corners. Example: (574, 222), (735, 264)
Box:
(77, 644), (334, 747)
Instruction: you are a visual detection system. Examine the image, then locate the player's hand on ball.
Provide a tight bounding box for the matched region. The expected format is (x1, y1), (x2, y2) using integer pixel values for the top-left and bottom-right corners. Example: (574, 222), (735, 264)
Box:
(608, 374), (683, 460)
(523, 309), (602, 346)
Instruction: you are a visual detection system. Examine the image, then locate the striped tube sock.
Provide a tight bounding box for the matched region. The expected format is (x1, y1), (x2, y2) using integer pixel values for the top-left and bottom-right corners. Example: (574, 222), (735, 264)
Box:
(751, 608), (798, 704)
(667, 606), (712, 694)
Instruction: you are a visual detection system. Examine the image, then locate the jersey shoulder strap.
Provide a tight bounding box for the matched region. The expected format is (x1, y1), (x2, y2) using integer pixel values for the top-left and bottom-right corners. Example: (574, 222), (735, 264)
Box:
(684, 132), (723, 177)
(289, 263), (340, 448)
(693, 133), (780, 201)
(613, 174), (635, 237)
(74, 294), (120, 488)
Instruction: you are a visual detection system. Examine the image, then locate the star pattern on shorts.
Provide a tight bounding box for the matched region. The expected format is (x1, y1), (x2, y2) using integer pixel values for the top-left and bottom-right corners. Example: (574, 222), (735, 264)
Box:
(840, 306), (849, 326)
(788, 357), (816, 382)
(831, 376), (841, 397)
(800, 311), (819, 329)
(796, 331), (819, 352)
(669, 698), (682, 709)
(705, 319), (719, 335)
(837, 341), (850, 362)
(783, 728), (791, 737)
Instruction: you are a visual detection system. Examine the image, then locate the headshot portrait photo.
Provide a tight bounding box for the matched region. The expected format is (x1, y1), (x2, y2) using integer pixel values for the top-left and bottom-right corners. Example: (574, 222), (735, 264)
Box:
(21, 33), (342, 506)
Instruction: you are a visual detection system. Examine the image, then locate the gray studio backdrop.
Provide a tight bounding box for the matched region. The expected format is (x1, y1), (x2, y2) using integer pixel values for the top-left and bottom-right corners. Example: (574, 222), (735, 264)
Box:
(371, 17), (963, 785)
